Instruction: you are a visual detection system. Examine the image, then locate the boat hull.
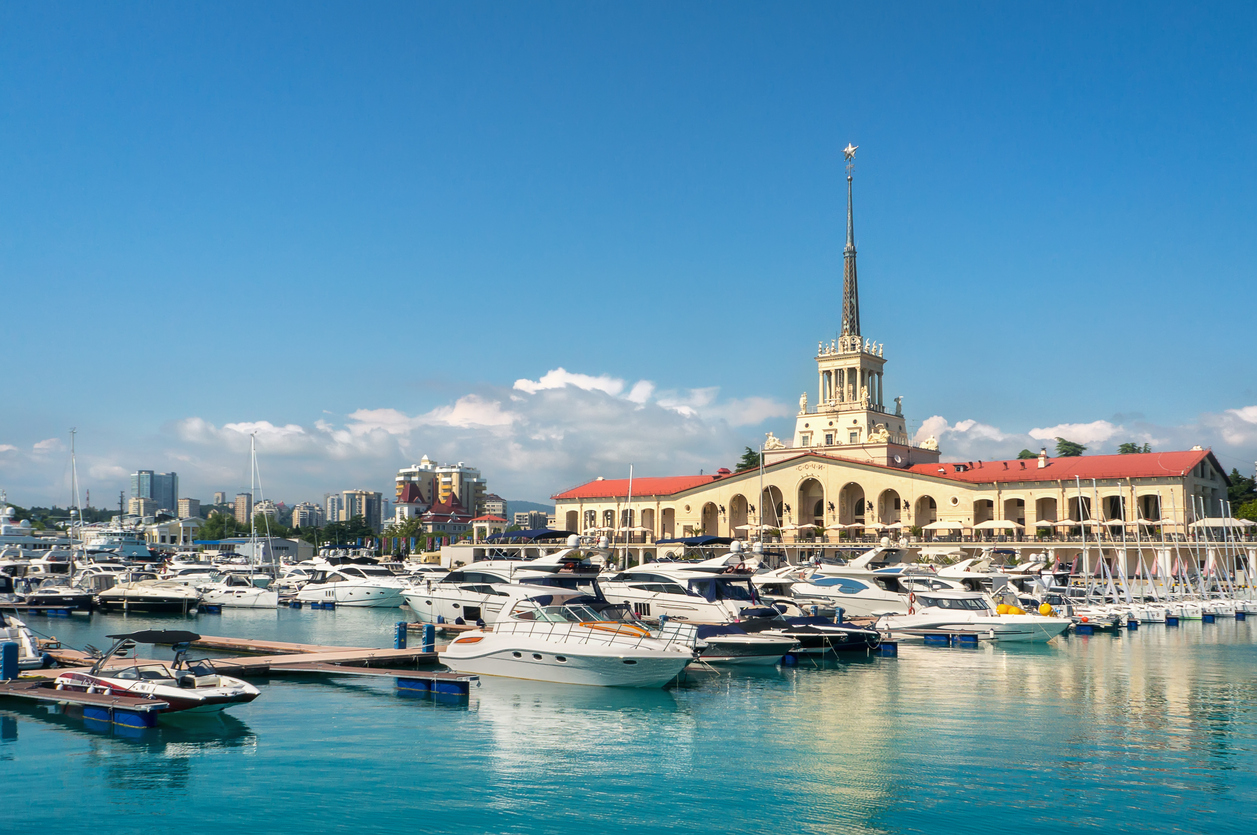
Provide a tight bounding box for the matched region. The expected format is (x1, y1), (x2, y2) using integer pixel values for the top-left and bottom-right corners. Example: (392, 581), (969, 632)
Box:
(440, 633), (692, 687)
(296, 584), (405, 608)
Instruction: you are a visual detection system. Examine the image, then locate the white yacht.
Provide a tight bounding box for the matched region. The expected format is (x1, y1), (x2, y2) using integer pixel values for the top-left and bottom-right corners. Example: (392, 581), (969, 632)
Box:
(81, 526), (153, 559)
(404, 542), (604, 624)
(598, 546), (765, 622)
(200, 572), (279, 608)
(439, 588), (696, 687)
(875, 590), (1072, 643)
(0, 612), (47, 670)
(294, 563), (407, 607)
(756, 545), (921, 617)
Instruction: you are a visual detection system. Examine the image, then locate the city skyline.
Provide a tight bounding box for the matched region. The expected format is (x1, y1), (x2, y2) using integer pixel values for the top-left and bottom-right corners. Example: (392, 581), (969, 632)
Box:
(2, 3), (1255, 507)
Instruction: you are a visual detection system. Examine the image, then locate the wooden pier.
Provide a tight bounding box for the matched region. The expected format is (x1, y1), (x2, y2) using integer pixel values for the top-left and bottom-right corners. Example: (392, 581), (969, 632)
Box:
(33, 633), (476, 697)
(0, 679), (169, 728)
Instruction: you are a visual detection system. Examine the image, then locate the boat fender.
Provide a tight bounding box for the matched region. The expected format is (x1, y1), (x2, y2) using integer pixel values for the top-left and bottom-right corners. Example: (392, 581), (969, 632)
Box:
(454, 617), (465, 625)
(907, 592), (916, 615)
(41, 652), (53, 669)
(1038, 603), (1056, 617)
(1079, 616), (1089, 623)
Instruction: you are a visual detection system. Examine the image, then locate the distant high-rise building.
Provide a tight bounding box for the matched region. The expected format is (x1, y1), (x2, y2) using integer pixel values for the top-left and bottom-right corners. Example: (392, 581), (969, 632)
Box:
(253, 499), (278, 520)
(342, 489), (383, 533)
(482, 493), (507, 519)
(395, 456), (487, 516)
(233, 493), (253, 525)
(213, 491), (227, 505)
(326, 494), (343, 524)
(130, 470), (178, 513)
(178, 498), (201, 519)
(513, 510), (549, 530)
(292, 502), (325, 529)
(128, 497), (158, 518)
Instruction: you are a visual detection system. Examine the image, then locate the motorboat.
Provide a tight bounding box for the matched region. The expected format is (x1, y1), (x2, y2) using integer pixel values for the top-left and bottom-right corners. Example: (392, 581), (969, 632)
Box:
(599, 544), (766, 622)
(294, 562), (407, 607)
(0, 612), (48, 670)
(96, 570), (204, 614)
(200, 572), (279, 608)
(53, 630), (259, 714)
(404, 542), (605, 624)
(755, 544), (922, 617)
(439, 589), (696, 687)
(688, 623), (799, 665)
(82, 527), (154, 559)
(735, 610), (883, 654)
(21, 576), (96, 612)
(875, 590), (1072, 643)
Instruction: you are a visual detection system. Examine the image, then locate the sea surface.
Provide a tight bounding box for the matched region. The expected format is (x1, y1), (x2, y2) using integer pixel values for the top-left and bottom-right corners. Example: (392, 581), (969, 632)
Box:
(4, 607), (1257, 835)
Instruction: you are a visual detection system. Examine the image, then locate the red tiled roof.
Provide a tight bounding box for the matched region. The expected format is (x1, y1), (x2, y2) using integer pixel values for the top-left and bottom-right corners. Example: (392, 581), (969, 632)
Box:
(906, 449), (1219, 484)
(397, 483), (426, 504)
(423, 493), (472, 521)
(552, 475), (719, 500)
(470, 515), (508, 523)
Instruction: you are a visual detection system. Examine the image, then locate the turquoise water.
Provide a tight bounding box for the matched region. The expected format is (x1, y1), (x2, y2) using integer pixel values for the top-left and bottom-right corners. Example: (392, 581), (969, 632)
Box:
(5, 609), (1257, 834)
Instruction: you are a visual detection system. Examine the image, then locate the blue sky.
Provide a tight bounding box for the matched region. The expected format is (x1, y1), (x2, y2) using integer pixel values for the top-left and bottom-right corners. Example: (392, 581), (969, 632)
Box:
(2, 2), (1255, 508)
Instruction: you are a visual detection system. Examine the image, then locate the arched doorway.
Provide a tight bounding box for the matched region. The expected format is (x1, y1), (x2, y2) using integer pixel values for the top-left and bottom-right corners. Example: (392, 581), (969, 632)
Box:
(761, 486), (784, 529)
(914, 495), (937, 526)
(701, 502), (719, 535)
(661, 508), (676, 538)
(878, 489), (902, 524)
(1035, 497), (1058, 523)
(1137, 494), (1161, 522)
(1003, 497), (1025, 525)
(641, 508), (655, 539)
(973, 500), (994, 524)
(1068, 496), (1092, 522)
(729, 495), (749, 536)
(838, 483), (866, 525)
(797, 479), (825, 528)
(565, 510), (578, 530)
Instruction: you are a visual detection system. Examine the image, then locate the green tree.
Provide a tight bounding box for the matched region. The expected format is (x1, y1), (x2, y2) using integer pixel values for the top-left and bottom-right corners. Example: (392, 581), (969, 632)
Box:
(1055, 438), (1086, 457)
(1118, 442), (1152, 454)
(1236, 499), (1257, 522)
(1017, 449), (1038, 459)
(1229, 468), (1257, 506)
(736, 446), (761, 471)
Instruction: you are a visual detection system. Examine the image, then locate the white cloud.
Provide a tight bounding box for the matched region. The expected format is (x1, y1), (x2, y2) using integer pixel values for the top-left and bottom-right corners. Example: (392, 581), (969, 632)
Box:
(0, 444), (17, 454)
(513, 368), (627, 396)
(1028, 420), (1122, 446)
(32, 438), (63, 453)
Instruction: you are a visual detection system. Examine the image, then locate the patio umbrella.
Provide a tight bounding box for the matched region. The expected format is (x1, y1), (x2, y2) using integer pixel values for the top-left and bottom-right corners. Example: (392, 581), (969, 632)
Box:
(922, 521), (964, 530)
(1190, 517), (1245, 529)
(974, 520), (1021, 530)
(1051, 519), (1078, 527)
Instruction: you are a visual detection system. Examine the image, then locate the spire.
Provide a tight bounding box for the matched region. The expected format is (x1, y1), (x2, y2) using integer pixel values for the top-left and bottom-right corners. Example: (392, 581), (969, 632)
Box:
(840, 143), (860, 339)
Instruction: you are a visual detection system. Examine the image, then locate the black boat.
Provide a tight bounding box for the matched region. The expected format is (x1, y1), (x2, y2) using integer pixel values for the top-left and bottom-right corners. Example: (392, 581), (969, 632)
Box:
(735, 608), (882, 654)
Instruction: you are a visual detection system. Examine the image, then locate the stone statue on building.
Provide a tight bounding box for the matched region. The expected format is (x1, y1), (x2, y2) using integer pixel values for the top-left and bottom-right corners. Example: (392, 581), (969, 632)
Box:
(920, 435), (939, 451)
(869, 423), (890, 443)
(799, 391), (808, 413)
(764, 432), (786, 450)
(859, 384), (869, 405)
(894, 395), (903, 416)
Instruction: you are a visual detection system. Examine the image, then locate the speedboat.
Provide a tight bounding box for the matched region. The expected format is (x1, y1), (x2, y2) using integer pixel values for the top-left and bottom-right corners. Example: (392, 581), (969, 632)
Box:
(96, 571), (204, 614)
(876, 590), (1072, 643)
(735, 609), (883, 654)
(21, 577), (96, 612)
(755, 544), (921, 617)
(294, 562), (407, 607)
(53, 629), (259, 714)
(688, 623), (799, 665)
(200, 572), (279, 608)
(0, 612), (48, 669)
(440, 589), (696, 687)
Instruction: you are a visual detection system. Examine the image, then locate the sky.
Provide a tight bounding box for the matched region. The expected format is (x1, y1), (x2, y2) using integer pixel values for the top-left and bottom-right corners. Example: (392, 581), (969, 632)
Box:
(2, 1), (1255, 509)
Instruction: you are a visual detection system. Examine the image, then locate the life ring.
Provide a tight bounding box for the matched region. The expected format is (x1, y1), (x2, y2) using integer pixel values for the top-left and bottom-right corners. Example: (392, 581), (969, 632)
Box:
(908, 591), (916, 615)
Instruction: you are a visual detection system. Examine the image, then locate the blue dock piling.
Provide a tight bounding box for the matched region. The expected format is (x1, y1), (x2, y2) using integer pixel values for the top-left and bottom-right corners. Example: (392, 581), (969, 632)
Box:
(876, 641), (898, 657)
(923, 634), (950, 646)
(1127, 620), (1139, 630)
(1, 642), (17, 681)
(781, 653), (798, 666)
(1166, 615), (1179, 626)
(1075, 624), (1095, 635)
(955, 634), (980, 646)
(1237, 611), (1247, 621)
(420, 624), (435, 653)
(394, 622), (407, 650)
(1203, 613), (1216, 623)
(288, 601), (302, 609)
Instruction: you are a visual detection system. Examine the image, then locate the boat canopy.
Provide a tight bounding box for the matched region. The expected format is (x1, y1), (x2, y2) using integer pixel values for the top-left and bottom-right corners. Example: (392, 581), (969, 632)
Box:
(654, 536), (734, 546)
(485, 528), (577, 542)
(105, 629), (202, 644)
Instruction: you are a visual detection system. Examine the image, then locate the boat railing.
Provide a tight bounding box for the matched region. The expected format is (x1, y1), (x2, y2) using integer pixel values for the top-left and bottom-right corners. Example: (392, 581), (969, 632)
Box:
(494, 618), (697, 651)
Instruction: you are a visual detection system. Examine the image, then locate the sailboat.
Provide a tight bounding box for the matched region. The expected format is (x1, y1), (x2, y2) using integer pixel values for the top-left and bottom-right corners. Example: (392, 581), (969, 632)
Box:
(201, 434), (278, 609)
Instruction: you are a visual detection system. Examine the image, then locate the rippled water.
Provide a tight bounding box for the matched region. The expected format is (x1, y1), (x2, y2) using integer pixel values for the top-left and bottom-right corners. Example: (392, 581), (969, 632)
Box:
(5, 609), (1257, 834)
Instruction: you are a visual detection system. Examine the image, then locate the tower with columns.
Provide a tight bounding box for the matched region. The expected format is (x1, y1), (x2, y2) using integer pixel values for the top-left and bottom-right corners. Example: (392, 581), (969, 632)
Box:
(778, 145), (940, 469)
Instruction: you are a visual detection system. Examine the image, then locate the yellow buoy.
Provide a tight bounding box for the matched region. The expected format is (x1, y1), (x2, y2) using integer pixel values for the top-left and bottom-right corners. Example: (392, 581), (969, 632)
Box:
(1039, 602), (1055, 617)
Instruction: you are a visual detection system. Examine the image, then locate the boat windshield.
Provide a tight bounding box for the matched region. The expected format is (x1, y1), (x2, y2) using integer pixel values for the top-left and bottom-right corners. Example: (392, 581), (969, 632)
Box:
(520, 575), (606, 600)
(687, 577), (757, 603)
(533, 603), (604, 623)
(111, 664), (174, 681)
(918, 596), (991, 611)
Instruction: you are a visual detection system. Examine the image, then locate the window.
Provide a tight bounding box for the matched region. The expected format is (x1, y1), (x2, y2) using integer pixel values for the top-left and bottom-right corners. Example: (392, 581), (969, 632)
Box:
(825, 433), (834, 445)
(849, 431), (859, 443)
(801, 433), (812, 446)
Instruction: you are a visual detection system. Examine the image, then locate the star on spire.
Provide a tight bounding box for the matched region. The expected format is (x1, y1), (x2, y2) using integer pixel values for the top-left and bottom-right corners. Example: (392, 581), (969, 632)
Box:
(842, 143), (858, 160)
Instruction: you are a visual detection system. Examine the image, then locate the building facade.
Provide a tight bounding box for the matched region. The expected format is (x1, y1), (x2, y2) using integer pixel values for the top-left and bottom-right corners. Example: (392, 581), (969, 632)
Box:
(213, 491), (227, 505)
(513, 510), (550, 530)
(131, 470), (178, 513)
(178, 498), (201, 519)
(233, 493), (253, 525)
(482, 493), (507, 519)
(551, 147), (1235, 571)
(343, 489), (383, 532)
(396, 457), (487, 517)
(291, 502), (325, 528)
